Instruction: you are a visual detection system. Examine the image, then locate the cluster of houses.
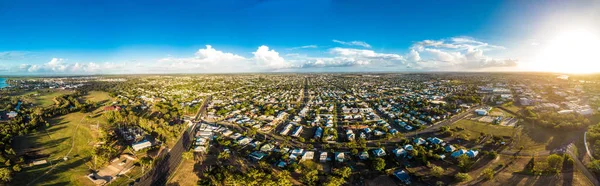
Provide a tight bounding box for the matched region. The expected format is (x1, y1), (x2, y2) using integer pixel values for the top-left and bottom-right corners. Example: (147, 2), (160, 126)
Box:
(119, 127), (153, 152)
(193, 123), (221, 153)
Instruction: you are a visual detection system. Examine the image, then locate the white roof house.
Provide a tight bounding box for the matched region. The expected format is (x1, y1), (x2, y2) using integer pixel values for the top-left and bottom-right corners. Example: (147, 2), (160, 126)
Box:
(301, 151), (315, 162)
(335, 152), (345, 162)
(393, 148), (406, 157)
(474, 109), (488, 116)
(7, 111), (18, 118)
(320, 152), (328, 162)
(132, 140), (152, 151)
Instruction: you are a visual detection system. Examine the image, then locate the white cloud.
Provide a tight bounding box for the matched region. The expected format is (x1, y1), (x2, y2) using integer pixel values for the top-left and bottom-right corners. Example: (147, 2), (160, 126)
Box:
(332, 39), (372, 48)
(2, 37), (518, 74)
(408, 37), (516, 70)
(253, 45), (295, 69)
(298, 48), (405, 68)
(0, 51), (29, 60)
(289, 45), (318, 50)
(407, 49), (421, 62)
(415, 37), (505, 51)
(159, 45), (246, 65)
(15, 58), (128, 74)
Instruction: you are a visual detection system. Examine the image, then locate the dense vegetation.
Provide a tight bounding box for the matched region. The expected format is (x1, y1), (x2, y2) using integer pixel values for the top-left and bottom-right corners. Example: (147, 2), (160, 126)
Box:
(525, 108), (591, 130)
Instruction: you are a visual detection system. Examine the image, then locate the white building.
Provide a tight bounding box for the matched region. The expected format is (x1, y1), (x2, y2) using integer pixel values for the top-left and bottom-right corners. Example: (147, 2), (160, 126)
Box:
(132, 140), (152, 151)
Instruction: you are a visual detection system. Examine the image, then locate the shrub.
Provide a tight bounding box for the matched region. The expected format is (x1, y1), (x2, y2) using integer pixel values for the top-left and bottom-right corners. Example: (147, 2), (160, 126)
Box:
(454, 172), (471, 182)
(481, 168), (494, 180)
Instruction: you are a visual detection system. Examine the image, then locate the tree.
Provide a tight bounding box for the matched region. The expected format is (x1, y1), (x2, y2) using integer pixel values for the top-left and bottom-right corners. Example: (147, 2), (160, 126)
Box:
(323, 176), (345, 186)
(218, 151), (230, 161)
(457, 154), (473, 172)
(546, 154), (564, 173)
(0, 168), (11, 183)
(301, 169), (319, 186)
(139, 157), (153, 174)
(488, 151), (498, 159)
(430, 165), (444, 178)
(274, 170), (293, 186)
(372, 158), (386, 172)
(333, 166), (352, 178)
(351, 148), (358, 155)
(298, 137), (306, 143)
(12, 164), (21, 172)
(481, 168), (494, 180)
(525, 156), (535, 171)
(588, 160), (600, 173)
(182, 151), (194, 160)
(454, 172), (471, 182)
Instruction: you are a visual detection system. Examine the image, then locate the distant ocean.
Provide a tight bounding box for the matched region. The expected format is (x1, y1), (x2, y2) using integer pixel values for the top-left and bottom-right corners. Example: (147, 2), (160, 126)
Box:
(0, 78), (7, 89)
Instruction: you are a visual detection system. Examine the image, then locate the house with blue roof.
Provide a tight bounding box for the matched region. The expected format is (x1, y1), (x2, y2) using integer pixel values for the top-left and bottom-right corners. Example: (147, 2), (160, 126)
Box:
(451, 149), (468, 158)
(314, 127), (323, 139)
(404, 144), (414, 151)
(393, 170), (411, 184)
(393, 148), (407, 157)
(249, 151), (267, 161)
(373, 148), (387, 157)
(445, 145), (456, 152)
(413, 137), (426, 145)
(466, 150), (479, 158)
(428, 137), (443, 145)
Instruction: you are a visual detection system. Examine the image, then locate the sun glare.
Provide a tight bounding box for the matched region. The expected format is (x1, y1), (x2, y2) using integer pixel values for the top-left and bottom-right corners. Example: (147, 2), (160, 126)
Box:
(534, 28), (600, 73)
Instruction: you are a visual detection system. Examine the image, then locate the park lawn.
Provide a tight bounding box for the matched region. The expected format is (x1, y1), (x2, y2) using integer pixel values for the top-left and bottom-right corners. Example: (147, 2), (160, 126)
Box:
(84, 91), (112, 103)
(491, 108), (517, 117)
(11, 111), (104, 186)
(502, 104), (522, 115)
(452, 119), (515, 140)
(32, 90), (74, 107)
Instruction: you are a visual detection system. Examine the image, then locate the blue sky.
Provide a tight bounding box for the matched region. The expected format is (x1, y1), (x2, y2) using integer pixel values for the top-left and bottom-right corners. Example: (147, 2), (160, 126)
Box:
(1, 0), (599, 74)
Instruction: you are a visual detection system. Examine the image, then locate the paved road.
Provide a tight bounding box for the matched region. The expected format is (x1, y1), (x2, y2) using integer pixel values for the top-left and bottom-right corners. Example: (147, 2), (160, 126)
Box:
(134, 96), (211, 186)
(567, 144), (600, 186)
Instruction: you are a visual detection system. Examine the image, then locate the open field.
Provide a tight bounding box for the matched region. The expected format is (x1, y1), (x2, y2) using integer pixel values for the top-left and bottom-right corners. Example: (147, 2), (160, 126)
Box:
(515, 121), (584, 154)
(167, 159), (199, 186)
(501, 104), (523, 115)
(83, 91), (112, 103)
(477, 154), (593, 186)
(11, 111), (105, 185)
(451, 119), (516, 140)
(490, 108), (516, 117)
(17, 89), (74, 107)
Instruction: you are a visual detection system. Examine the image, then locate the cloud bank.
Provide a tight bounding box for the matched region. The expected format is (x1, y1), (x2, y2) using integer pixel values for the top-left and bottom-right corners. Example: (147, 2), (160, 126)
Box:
(2, 36), (517, 74)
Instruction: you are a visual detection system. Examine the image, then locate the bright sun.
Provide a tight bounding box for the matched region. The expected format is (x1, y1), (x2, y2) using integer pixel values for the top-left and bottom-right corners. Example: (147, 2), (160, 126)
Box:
(534, 28), (600, 73)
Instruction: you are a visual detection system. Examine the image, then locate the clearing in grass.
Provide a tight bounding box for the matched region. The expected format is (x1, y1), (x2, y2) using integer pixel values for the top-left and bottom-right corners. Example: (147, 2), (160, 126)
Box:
(451, 119), (516, 140)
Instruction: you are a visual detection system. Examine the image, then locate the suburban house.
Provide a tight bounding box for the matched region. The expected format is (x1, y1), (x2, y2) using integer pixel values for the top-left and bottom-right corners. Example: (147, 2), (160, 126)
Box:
(132, 139), (152, 151)
(373, 148), (386, 157)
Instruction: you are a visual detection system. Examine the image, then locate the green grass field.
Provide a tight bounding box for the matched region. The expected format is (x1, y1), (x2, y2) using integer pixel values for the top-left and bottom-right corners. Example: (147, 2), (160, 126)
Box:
(83, 91), (112, 103)
(17, 89), (74, 107)
(501, 104), (522, 115)
(11, 111), (105, 186)
(452, 119), (516, 140)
